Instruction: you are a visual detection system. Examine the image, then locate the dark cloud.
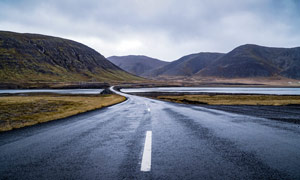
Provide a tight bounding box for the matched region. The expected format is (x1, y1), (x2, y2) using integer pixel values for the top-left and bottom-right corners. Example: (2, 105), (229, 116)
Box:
(0, 0), (299, 61)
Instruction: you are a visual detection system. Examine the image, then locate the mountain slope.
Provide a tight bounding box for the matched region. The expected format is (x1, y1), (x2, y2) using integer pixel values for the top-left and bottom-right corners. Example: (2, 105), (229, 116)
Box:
(147, 52), (224, 77)
(107, 55), (168, 76)
(197, 44), (300, 79)
(0, 31), (142, 83)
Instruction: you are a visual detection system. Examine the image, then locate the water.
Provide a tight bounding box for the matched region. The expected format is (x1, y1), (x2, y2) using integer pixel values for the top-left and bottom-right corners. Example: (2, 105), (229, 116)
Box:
(121, 87), (300, 95)
(0, 89), (104, 94)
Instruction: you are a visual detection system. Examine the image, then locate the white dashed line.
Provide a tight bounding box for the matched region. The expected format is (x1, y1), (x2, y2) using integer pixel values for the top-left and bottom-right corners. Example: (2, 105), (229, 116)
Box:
(141, 131), (152, 172)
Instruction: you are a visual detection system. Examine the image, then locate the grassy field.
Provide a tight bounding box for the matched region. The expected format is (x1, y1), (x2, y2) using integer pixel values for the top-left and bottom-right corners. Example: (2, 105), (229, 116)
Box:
(157, 94), (300, 106)
(0, 94), (125, 132)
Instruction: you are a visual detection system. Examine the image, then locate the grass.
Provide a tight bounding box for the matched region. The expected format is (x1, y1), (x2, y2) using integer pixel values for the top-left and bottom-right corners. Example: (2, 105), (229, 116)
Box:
(0, 94), (126, 132)
(0, 31), (145, 84)
(156, 94), (300, 106)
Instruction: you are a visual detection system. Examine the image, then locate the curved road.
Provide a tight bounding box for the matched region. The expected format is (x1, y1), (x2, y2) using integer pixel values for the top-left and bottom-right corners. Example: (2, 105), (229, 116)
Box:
(0, 87), (300, 179)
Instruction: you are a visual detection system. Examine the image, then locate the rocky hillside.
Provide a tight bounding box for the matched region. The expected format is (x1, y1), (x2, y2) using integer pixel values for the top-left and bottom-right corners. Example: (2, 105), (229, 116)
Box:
(197, 44), (300, 79)
(142, 44), (300, 80)
(146, 52), (224, 77)
(0, 31), (142, 84)
(107, 55), (168, 77)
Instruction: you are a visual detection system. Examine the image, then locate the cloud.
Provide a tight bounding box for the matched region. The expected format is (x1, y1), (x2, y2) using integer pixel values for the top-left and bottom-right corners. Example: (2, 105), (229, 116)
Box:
(0, 0), (299, 61)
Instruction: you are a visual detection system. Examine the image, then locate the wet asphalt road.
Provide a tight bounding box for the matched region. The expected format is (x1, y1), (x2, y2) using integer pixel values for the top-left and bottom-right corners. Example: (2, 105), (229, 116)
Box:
(1, 87), (300, 180)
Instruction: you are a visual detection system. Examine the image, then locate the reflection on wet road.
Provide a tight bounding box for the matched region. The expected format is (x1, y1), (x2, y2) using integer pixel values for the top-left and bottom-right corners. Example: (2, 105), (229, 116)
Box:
(0, 87), (299, 179)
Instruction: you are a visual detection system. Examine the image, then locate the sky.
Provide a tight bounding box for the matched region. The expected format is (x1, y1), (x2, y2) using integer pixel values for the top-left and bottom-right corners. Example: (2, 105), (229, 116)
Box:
(0, 0), (299, 61)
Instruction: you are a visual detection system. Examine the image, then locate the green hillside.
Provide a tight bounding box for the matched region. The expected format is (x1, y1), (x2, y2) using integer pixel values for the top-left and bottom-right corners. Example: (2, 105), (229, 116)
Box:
(0, 31), (142, 86)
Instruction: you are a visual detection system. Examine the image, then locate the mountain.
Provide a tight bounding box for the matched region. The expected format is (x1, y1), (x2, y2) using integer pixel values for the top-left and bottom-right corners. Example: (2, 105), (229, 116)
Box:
(0, 31), (142, 84)
(197, 44), (300, 79)
(146, 52), (224, 77)
(107, 55), (168, 76)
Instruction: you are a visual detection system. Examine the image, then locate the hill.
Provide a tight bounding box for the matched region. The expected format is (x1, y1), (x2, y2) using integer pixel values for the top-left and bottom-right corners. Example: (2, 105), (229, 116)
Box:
(0, 31), (142, 86)
(107, 55), (168, 77)
(146, 52), (224, 77)
(196, 44), (300, 79)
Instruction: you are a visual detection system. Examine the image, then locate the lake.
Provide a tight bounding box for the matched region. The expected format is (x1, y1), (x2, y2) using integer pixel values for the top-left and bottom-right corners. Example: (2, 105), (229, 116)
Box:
(0, 89), (104, 94)
(121, 87), (300, 95)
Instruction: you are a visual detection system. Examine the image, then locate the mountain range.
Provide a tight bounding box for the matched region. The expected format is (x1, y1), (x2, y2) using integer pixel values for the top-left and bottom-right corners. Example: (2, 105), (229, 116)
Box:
(0, 31), (142, 85)
(107, 55), (168, 77)
(146, 52), (224, 77)
(1, 30), (299, 87)
(112, 44), (300, 80)
(197, 44), (300, 79)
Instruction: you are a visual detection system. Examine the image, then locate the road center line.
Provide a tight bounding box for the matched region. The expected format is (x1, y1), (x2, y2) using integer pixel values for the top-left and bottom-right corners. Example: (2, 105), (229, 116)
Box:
(141, 131), (152, 172)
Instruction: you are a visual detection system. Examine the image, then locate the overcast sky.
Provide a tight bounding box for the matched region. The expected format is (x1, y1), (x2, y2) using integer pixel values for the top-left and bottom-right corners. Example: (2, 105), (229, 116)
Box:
(0, 0), (299, 61)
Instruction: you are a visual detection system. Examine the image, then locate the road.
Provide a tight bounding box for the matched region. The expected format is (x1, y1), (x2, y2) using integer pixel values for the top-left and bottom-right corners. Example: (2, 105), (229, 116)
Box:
(0, 87), (300, 179)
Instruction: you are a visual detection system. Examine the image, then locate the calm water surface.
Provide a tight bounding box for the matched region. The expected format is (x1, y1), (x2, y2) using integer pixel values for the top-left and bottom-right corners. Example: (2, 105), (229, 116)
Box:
(0, 89), (103, 94)
(121, 87), (300, 95)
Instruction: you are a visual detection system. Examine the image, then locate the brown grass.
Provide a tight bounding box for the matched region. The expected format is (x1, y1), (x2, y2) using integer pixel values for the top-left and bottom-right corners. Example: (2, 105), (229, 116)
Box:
(0, 94), (125, 132)
(157, 94), (300, 106)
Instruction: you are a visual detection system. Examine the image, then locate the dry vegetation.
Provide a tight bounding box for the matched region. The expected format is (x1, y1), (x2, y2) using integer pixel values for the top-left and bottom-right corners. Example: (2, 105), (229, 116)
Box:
(150, 76), (300, 87)
(0, 94), (125, 132)
(157, 94), (300, 106)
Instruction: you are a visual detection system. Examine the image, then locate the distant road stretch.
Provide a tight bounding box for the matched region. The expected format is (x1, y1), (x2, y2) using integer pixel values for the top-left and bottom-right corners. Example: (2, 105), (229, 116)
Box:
(0, 87), (300, 179)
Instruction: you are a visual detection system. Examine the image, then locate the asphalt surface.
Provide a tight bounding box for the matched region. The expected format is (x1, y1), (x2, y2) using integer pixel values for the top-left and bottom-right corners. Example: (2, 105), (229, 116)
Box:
(200, 105), (300, 124)
(1, 87), (300, 179)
